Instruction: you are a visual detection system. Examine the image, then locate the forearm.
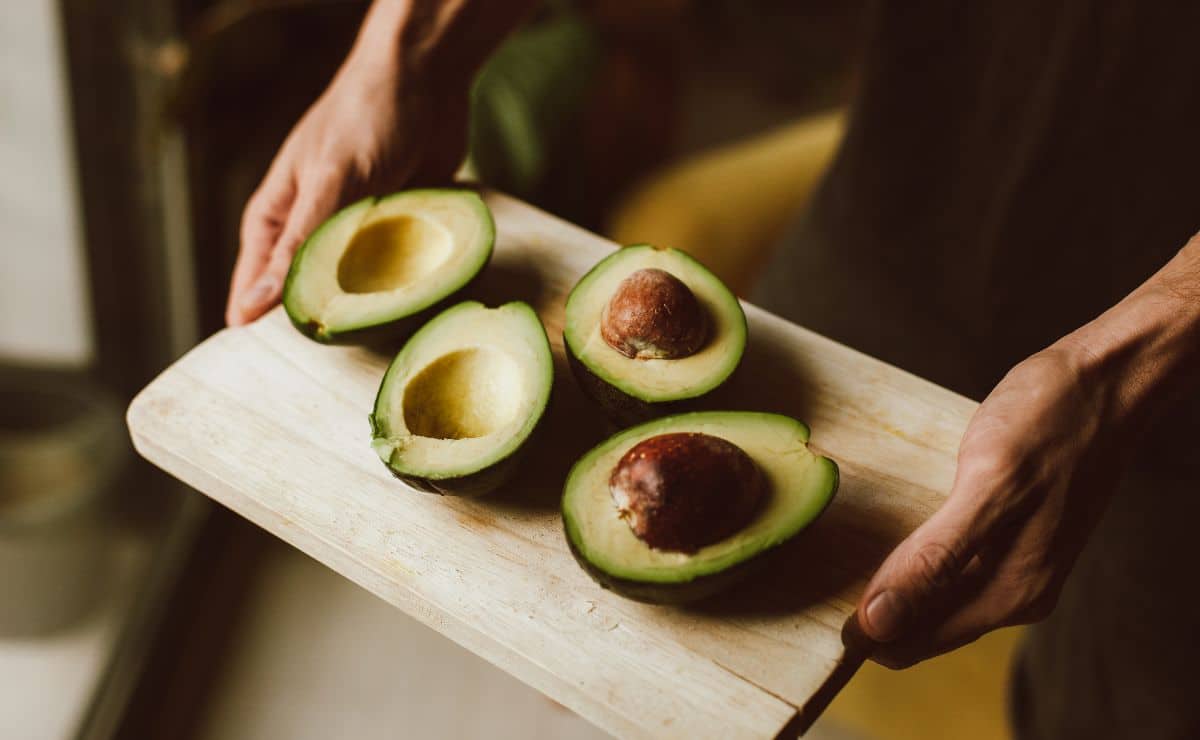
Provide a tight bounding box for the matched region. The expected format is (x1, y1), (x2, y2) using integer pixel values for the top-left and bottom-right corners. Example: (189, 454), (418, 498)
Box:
(1059, 234), (1200, 426)
(349, 0), (538, 89)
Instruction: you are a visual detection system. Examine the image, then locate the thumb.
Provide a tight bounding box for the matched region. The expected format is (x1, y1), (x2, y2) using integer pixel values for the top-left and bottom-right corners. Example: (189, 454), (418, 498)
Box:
(855, 486), (999, 644)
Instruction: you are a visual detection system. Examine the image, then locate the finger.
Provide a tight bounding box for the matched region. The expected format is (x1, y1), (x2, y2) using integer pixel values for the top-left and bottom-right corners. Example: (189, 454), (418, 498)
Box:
(855, 451), (1017, 644)
(870, 516), (1061, 668)
(227, 166), (296, 326)
(867, 552), (1000, 668)
(237, 170), (345, 321)
(871, 566), (1052, 669)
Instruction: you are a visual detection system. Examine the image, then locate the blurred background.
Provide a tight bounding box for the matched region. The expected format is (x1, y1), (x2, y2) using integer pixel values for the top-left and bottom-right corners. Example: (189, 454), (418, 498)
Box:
(1, 1), (1017, 738)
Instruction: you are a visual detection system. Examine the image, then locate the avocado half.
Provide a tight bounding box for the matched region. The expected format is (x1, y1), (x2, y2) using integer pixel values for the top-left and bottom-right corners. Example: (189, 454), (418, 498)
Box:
(562, 411), (838, 604)
(369, 301), (553, 496)
(283, 189), (494, 343)
(563, 245), (747, 425)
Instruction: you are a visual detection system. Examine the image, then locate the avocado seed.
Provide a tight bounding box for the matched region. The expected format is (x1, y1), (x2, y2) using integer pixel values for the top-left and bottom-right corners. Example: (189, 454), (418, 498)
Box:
(609, 432), (767, 552)
(601, 268), (708, 360)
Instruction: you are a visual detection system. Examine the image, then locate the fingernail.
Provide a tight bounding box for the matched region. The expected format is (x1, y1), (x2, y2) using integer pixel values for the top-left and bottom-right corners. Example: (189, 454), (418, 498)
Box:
(240, 276), (278, 310)
(865, 590), (908, 642)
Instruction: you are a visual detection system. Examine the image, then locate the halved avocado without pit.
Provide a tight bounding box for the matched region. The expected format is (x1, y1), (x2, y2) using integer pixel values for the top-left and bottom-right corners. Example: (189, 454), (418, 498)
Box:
(563, 245), (747, 425)
(370, 301), (553, 496)
(562, 411), (838, 604)
(283, 189), (494, 343)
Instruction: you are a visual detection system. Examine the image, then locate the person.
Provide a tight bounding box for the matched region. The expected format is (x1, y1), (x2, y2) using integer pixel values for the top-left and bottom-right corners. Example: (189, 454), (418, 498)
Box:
(226, 2), (1200, 737)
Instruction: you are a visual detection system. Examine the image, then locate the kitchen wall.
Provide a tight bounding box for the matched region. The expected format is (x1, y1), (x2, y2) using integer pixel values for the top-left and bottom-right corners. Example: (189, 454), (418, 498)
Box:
(0, 3), (92, 367)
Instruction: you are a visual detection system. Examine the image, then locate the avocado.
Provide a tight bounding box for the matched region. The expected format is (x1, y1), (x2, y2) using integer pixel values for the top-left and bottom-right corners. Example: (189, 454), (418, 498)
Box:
(563, 245), (746, 425)
(562, 411), (838, 604)
(283, 189), (494, 343)
(369, 301), (553, 496)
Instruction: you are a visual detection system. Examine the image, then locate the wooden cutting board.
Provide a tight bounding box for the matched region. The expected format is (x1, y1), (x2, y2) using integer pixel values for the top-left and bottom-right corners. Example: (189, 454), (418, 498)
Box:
(127, 191), (977, 739)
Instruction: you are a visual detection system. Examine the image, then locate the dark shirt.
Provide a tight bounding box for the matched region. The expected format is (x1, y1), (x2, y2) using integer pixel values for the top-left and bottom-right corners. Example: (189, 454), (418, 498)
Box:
(754, 3), (1200, 738)
(758, 0), (1200, 457)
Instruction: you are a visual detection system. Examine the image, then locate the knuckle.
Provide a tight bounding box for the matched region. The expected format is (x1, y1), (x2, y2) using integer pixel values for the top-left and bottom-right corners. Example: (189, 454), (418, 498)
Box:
(907, 541), (961, 591)
(240, 193), (283, 243)
(304, 162), (345, 188)
(244, 185), (282, 220)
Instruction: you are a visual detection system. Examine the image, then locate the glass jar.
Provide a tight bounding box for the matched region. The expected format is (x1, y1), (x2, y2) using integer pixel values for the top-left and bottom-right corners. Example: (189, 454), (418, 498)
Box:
(0, 376), (124, 636)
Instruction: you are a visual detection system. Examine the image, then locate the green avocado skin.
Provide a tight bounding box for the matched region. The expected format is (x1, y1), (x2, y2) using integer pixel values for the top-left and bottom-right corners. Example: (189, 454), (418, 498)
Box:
(565, 531), (773, 605)
(370, 391), (551, 498)
(281, 188), (495, 345)
(285, 267), (489, 347)
(565, 337), (715, 427)
(386, 446), (523, 497)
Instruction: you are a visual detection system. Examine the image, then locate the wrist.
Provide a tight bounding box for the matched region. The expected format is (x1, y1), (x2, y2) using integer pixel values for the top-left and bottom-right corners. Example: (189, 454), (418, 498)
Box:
(343, 1), (410, 85)
(346, 0), (535, 96)
(1056, 247), (1200, 427)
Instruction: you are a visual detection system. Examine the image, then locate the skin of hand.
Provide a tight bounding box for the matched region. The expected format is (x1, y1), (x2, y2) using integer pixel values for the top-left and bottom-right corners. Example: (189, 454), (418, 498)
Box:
(226, 0), (535, 326)
(850, 235), (1200, 668)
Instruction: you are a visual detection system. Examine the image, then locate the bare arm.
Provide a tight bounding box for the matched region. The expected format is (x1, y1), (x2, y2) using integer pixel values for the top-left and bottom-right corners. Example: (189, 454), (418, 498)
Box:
(359, 0), (537, 87)
(227, 0), (537, 326)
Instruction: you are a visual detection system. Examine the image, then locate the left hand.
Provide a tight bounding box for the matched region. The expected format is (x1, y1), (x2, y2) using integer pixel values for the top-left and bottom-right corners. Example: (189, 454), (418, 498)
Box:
(225, 56), (469, 326)
(852, 341), (1129, 668)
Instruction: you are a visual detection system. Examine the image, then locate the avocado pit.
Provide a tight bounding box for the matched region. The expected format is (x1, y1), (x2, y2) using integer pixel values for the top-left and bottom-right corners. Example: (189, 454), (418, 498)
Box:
(600, 268), (709, 360)
(608, 432), (767, 553)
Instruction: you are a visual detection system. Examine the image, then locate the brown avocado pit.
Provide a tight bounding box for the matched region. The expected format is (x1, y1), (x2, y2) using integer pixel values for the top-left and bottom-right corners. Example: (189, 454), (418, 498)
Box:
(600, 268), (709, 360)
(608, 432), (767, 553)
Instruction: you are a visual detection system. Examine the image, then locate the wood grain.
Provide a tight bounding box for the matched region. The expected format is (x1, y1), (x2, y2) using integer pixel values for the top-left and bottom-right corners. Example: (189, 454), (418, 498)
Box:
(127, 191), (978, 738)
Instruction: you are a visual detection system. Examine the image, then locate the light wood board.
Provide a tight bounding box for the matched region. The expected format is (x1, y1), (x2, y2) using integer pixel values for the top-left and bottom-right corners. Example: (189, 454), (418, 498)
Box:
(127, 191), (978, 738)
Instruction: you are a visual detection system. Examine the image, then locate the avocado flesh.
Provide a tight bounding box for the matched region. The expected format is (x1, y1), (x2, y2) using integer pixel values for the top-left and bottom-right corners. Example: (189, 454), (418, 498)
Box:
(562, 411), (838, 603)
(283, 189), (494, 342)
(370, 301), (552, 496)
(563, 246), (746, 421)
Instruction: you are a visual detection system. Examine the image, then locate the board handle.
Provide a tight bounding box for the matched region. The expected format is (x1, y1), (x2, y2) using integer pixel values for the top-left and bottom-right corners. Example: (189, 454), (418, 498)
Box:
(776, 614), (875, 737)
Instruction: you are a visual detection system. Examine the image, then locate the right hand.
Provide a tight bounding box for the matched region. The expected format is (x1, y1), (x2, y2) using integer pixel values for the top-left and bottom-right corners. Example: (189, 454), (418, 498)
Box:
(226, 53), (469, 326)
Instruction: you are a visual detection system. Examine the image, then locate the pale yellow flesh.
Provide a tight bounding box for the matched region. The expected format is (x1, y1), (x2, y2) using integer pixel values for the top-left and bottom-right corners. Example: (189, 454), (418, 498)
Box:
(401, 347), (523, 440)
(291, 193), (489, 331)
(568, 414), (830, 581)
(337, 215), (454, 294)
(373, 304), (548, 476)
(570, 251), (743, 398)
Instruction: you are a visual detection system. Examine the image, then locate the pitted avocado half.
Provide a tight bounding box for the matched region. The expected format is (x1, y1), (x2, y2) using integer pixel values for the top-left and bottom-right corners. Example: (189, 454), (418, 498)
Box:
(563, 411), (838, 604)
(563, 245), (746, 425)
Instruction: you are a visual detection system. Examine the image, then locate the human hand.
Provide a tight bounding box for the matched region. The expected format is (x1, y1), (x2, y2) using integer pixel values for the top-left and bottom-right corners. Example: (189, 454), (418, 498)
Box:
(850, 343), (1130, 668)
(225, 53), (468, 326)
